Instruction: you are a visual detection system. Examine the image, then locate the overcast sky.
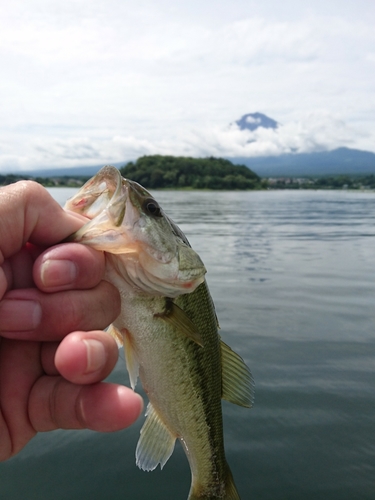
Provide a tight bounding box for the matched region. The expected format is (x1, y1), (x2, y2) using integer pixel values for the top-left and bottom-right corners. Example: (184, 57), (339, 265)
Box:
(1, 0), (375, 171)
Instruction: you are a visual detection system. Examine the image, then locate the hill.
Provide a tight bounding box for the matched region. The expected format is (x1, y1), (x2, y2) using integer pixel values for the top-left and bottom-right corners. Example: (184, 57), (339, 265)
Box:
(120, 155), (263, 189)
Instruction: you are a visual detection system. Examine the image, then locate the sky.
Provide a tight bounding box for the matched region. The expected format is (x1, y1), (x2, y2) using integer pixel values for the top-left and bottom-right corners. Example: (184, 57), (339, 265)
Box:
(1, 0), (375, 171)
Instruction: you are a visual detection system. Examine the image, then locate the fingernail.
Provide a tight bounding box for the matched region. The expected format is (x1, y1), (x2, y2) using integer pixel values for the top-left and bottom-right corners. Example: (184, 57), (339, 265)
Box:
(0, 300), (42, 332)
(40, 259), (77, 288)
(83, 339), (106, 374)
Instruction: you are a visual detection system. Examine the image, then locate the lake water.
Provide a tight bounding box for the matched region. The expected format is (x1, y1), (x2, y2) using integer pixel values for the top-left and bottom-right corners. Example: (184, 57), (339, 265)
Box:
(1, 189), (374, 499)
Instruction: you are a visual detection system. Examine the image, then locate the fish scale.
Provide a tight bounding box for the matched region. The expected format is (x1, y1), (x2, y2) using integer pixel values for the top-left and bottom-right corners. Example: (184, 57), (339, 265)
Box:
(65, 166), (254, 499)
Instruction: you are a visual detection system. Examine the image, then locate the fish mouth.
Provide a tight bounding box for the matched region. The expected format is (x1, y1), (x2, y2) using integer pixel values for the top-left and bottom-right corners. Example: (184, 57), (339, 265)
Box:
(65, 166), (123, 218)
(65, 166), (134, 249)
(65, 166), (206, 296)
(65, 165), (176, 260)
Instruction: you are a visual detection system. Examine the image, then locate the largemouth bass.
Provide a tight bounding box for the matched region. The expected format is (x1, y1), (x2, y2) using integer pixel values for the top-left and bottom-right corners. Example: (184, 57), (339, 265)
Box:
(65, 166), (254, 500)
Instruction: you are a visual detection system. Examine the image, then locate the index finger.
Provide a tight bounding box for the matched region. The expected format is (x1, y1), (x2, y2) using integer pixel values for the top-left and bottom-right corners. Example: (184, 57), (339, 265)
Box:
(0, 181), (84, 262)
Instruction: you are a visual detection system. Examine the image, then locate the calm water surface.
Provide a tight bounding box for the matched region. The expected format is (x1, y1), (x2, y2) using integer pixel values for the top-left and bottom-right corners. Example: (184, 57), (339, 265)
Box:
(1, 189), (374, 500)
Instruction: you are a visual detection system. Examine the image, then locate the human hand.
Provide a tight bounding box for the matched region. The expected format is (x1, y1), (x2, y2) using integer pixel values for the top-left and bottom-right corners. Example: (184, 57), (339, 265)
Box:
(0, 181), (143, 461)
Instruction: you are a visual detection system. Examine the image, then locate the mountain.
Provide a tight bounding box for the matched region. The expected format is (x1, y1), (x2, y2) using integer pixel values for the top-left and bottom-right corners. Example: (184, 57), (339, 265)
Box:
(19, 147), (375, 179)
(235, 112), (279, 131)
(228, 147), (375, 177)
(8, 111), (375, 178)
(229, 113), (375, 176)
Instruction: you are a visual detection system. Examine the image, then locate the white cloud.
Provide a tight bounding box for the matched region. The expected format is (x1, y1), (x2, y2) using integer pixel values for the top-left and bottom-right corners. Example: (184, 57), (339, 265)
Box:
(0, 111), (358, 171)
(185, 112), (355, 157)
(0, 0), (375, 171)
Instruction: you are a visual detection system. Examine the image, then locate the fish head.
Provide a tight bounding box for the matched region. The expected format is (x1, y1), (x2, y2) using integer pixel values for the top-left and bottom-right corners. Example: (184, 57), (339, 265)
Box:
(65, 166), (206, 297)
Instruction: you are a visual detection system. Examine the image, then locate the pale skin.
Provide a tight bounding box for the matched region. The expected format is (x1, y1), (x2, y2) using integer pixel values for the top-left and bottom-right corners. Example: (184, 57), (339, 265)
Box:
(0, 180), (143, 461)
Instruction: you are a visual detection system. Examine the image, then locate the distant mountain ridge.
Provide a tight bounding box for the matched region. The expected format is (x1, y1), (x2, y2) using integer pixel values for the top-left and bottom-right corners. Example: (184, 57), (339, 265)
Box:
(8, 112), (375, 178)
(230, 113), (375, 176)
(18, 147), (375, 179)
(228, 147), (375, 177)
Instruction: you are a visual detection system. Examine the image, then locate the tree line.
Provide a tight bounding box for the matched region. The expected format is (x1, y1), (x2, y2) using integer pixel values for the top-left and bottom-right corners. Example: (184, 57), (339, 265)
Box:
(1, 157), (375, 190)
(119, 155), (264, 190)
(268, 174), (375, 190)
(0, 174), (87, 187)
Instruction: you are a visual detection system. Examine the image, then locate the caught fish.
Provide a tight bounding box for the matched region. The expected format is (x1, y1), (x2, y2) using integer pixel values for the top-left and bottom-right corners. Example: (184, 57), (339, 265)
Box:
(65, 166), (254, 500)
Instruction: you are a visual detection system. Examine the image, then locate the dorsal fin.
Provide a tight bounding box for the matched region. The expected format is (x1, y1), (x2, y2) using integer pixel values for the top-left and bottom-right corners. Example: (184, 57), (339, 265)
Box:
(220, 340), (254, 408)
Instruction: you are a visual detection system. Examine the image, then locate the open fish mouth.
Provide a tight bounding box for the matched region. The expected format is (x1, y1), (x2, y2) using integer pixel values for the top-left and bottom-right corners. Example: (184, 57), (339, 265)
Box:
(65, 166), (130, 247)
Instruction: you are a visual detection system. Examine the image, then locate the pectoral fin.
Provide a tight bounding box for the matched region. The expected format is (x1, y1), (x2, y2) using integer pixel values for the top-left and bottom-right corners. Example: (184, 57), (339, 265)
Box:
(136, 403), (176, 471)
(221, 340), (255, 408)
(108, 324), (139, 390)
(155, 301), (204, 347)
(123, 329), (140, 390)
(106, 324), (124, 347)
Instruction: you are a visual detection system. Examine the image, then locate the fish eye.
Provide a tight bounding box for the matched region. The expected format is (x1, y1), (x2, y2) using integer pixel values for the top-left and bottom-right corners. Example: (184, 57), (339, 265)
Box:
(144, 199), (162, 217)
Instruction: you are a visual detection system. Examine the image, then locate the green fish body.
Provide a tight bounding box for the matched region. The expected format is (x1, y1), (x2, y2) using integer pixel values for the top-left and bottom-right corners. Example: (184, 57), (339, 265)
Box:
(65, 166), (254, 499)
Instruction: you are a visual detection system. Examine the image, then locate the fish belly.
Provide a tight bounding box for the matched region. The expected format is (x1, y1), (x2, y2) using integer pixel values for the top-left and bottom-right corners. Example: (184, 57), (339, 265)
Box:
(117, 290), (235, 498)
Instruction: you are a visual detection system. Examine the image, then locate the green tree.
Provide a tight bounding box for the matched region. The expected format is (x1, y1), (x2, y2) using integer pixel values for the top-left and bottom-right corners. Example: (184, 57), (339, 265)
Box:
(119, 155), (262, 190)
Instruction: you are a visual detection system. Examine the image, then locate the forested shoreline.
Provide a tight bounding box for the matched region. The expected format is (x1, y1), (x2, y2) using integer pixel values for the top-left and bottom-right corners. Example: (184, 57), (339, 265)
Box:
(119, 155), (264, 189)
(1, 155), (374, 190)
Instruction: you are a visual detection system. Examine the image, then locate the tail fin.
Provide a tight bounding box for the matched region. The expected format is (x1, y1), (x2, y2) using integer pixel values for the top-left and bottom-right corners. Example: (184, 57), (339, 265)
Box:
(188, 463), (241, 500)
(222, 465), (241, 500)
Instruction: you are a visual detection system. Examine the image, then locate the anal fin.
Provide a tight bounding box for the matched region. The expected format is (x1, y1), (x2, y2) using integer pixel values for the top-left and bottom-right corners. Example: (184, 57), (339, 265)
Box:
(136, 403), (176, 471)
